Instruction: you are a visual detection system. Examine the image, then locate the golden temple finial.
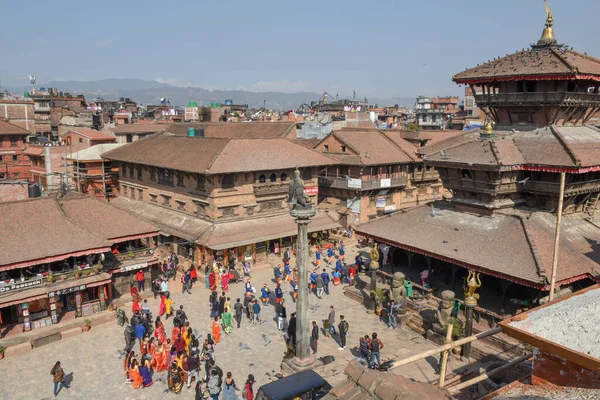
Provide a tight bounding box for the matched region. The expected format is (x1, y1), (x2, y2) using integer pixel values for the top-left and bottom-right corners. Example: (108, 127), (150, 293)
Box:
(537, 0), (557, 46)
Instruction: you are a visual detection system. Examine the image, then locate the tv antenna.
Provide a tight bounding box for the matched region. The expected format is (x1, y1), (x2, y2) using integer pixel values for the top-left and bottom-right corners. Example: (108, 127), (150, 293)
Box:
(29, 75), (36, 94)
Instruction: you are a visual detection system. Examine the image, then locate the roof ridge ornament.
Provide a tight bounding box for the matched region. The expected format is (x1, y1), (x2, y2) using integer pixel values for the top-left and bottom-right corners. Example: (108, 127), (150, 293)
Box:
(536, 0), (557, 47)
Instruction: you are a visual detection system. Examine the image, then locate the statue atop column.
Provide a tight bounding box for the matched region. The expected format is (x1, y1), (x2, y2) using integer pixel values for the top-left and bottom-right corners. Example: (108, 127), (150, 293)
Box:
(288, 168), (312, 211)
(369, 243), (380, 268)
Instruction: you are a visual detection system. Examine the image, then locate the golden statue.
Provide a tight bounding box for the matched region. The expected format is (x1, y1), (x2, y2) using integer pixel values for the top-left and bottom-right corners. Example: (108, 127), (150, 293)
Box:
(545, 0), (553, 25)
(465, 270), (481, 303)
(370, 243), (380, 263)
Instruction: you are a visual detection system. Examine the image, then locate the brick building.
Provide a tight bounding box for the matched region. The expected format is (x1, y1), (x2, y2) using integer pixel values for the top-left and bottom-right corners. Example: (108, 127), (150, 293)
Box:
(108, 124), (165, 144)
(0, 100), (35, 133)
(315, 127), (443, 226)
(0, 119), (32, 181)
(102, 122), (340, 265)
(0, 193), (159, 333)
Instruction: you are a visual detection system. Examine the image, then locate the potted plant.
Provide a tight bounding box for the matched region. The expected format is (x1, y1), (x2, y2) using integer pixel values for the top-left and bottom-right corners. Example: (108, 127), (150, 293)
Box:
(59, 274), (66, 281)
(83, 270), (91, 277)
(0, 345), (6, 360)
(47, 272), (54, 283)
(83, 319), (91, 332)
(128, 251), (135, 260)
(74, 271), (81, 278)
(92, 264), (102, 275)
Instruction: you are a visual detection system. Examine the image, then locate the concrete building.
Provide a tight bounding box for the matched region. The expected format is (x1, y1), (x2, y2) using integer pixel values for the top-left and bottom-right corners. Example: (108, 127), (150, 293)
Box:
(102, 122), (340, 265)
(415, 96), (459, 130)
(357, 7), (600, 315)
(314, 128), (443, 226)
(0, 120), (32, 181)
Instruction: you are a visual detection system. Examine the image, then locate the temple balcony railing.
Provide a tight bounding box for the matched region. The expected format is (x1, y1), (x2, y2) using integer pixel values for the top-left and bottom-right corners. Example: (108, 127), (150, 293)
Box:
(410, 169), (440, 182)
(475, 92), (600, 107)
(442, 178), (518, 194)
(521, 179), (600, 196)
(253, 182), (289, 195)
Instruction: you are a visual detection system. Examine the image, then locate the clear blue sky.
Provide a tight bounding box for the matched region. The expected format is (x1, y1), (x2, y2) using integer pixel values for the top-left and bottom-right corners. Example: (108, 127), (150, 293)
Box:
(0, 0), (598, 98)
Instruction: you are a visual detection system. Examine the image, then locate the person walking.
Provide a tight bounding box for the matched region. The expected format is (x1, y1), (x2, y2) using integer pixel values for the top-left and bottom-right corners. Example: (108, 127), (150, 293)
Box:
(51, 361), (69, 397)
(221, 372), (239, 400)
(212, 317), (221, 344)
(243, 294), (252, 321)
(234, 298), (243, 328)
(338, 315), (349, 350)
(243, 374), (255, 400)
(370, 333), (384, 369)
(275, 283), (283, 304)
(136, 269), (145, 292)
(252, 300), (261, 324)
(186, 351), (200, 389)
(207, 369), (221, 400)
(328, 306), (336, 336)
(311, 321), (319, 354)
(176, 305), (188, 327)
(315, 273), (324, 299)
(276, 300), (287, 331)
(164, 293), (174, 320)
(321, 268), (330, 295)
(181, 270), (192, 294)
(124, 324), (135, 353)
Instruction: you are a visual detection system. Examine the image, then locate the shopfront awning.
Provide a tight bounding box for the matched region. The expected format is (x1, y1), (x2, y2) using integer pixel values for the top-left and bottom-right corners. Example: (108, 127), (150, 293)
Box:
(0, 272), (112, 308)
(199, 211), (341, 250)
(111, 197), (212, 241)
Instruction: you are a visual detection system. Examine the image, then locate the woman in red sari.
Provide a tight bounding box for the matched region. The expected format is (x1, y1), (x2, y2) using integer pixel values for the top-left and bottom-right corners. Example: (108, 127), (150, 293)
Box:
(221, 272), (229, 292)
(154, 318), (166, 344)
(190, 265), (197, 284)
(130, 285), (141, 302)
(208, 271), (217, 291)
(158, 294), (166, 317)
(132, 298), (142, 315)
(129, 359), (143, 389)
(151, 343), (168, 372)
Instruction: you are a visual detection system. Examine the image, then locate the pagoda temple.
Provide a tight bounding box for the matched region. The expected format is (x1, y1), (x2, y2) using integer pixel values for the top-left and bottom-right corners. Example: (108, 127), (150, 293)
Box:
(357, 2), (600, 314)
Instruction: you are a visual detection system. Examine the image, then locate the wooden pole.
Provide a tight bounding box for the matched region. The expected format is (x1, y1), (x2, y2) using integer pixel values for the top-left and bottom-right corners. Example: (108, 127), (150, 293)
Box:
(438, 324), (454, 388)
(549, 172), (565, 302)
(390, 327), (502, 370)
(448, 353), (532, 393)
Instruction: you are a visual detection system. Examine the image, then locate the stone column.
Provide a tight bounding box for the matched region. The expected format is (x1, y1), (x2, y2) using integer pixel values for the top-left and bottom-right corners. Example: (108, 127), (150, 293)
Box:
(462, 297), (476, 359)
(294, 217), (312, 363)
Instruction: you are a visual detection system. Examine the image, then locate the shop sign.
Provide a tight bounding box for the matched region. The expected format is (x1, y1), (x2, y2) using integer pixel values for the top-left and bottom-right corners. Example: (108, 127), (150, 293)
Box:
(384, 205), (397, 213)
(347, 178), (362, 189)
(48, 284), (86, 298)
(0, 278), (43, 293)
(380, 178), (391, 188)
(119, 261), (148, 273)
(304, 186), (319, 196)
(0, 150), (16, 155)
(375, 197), (387, 209)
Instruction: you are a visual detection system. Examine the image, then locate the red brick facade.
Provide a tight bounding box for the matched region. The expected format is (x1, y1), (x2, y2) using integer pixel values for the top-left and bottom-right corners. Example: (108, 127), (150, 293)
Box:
(532, 349), (600, 389)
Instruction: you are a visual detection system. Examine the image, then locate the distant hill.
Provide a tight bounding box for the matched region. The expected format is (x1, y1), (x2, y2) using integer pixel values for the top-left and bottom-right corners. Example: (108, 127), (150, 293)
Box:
(5, 79), (415, 110)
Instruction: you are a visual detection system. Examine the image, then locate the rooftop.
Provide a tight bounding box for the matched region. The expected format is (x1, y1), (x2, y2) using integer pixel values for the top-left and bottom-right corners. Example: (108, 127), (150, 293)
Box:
(0, 119), (30, 136)
(62, 128), (116, 141)
(65, 143), (125, 161)
(420, 125), (600, 171)
(356, 202), (600, 288)
(102, 130), (338, 174)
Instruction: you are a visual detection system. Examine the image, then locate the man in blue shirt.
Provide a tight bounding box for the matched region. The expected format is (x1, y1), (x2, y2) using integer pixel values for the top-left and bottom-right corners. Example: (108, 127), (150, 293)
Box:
(339, 244), (345, 261)
(135, 322), (145, 343)
(284, 262), (291, 283)
(327, 247), (334, 265)
(315, 249), (321, 267)
(321, 268), (331, 295)
(336, 259), (343, 273)
(274, 264), (282, 284)
(275, 283), (284, 304)
(310, 270), (318, 293)
(261, 284), (270, 306)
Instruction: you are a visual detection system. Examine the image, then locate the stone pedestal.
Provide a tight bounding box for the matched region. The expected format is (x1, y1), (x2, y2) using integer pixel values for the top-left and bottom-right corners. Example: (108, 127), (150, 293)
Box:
(462, 297), (476, 359)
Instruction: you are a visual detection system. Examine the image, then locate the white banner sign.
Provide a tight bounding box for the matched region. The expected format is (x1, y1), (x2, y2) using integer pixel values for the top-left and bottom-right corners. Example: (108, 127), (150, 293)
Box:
(380, 178), (391, 188)
(120, 262), (148, 273)
(347, 178), (362, 189)
(384, 205), (396, 213)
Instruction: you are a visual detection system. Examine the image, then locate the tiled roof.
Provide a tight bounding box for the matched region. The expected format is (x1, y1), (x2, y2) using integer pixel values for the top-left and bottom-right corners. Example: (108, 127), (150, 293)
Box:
(0, 197), (111, 268)
(422, 126), (600, 170)
(63, 128), (116, 141)
(356, 203), (600, 287)
(454, 46), (600, 84)
(102, 132), (338, 174)
(58, 193), (158, 242)
(329, 128), (417, 165)
(0, 119), (30, 135)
